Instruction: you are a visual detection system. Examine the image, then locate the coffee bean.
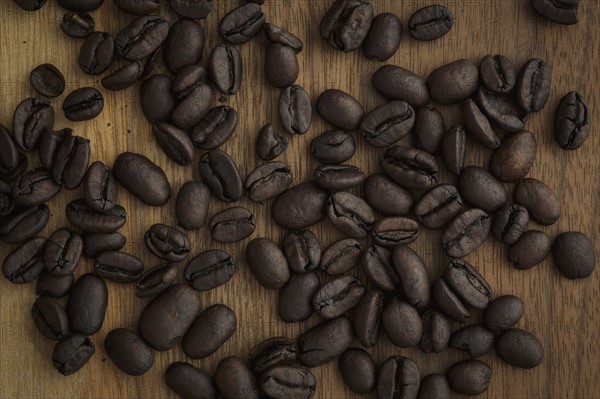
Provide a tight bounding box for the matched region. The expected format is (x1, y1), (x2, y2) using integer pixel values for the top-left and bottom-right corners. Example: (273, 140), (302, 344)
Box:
(38, 128), (67, 171)
(483, 295), (524, 331)
(281, 230), (320, 274)
(104, 329), (154, 376)
(36, 270), (74, 298)
(198, 149), (242, 202)
(0, 124), (28, 181)
(381, 146), (438, 190)
(256, 124), (288, 161)
(219, 3), (265, 44)
(172, 64), (208, 99)
(144, 224), (190, 263)
(412, 107), (446, 154)
(62, 87), (103, 121)
(442, 209), (491, 257)
(66, 273), (108, 335)
(0, 182), (15, 216)
(338, 348), (376, 394)
(140, 74), (176, 124)
(45, 228), (82, 277)
(163, 19), (204, 74)
(264, 23), (303, 52)
(136, 263), (177, 298)
(261, 365), (317, 399)
(272, 183), (328, 229)
(265, 43), (299, 88)
(176, 181), (210, 230)
(114, 0), (159, 15)
(361, 245), (401, 292)
(14, 0), (47, 11)
(458, 166), (507, 213)
(182, 304), (236, 359)
(172, 82), (214, 129)
(215, 357), (259, 399)
(31, 295), (69, 341)
(360, 101), (415, 148)
(408, 4), (453, 41)
(362, 12), (402, 61)
(279, 272), (320, 322)
(462, 99), (501, 149)
(353, 289), (383, 347)
(310, 130), (356, 164)
(297, 316), (354, 367)
(417, 374), (450, 399)
(52, 334), (95, 376)
(496, 329), (544, 368)
(326, 191), (375, 238)
(12, 97), (55, 152)
(151, 122), (195, 166)
(208, 44), (243, 95)
(392, 245), (430, 307)
(363, 174), (413, 216)
(245, 162), (292, 202)
(165, 362), (217, 398)
(314, 165), (364, 191)
(445, 259), (492, 309)
(2, 237), (46, 284)
(414, 184), (462, 229)
(246, 238), (290, 289)
(552, 231), (595, 279)
(446, 359), (491, 395)
(320, 238), (361, 275)
(516, 58), (552, 112)
(210, 207), (255, 243)
(476, 87), (527, 132)
(249, 337), (297, 375)
(140, 48), (162, 79)
(490, 130), (537, 182)
(279, 84), (312, 135)
(53, 133), (91, 189)
(313, 275), (365, 319)
(377, 356), (420, 399)
(492, 203), (529, 245)
(449, 325), (494, 358)
(383, 298), (422, 347)
(316, 89), (363, 131)
(531, 0), (579, 24)
(432, 278), (470, 323)
(11, 169), (61, 206)
(372, 65), (430, 108)
(185, 249), (236, 291)
(78, 32), (114, 75)
(442, 124), (466, 175)
(427, 59), (478, 104)
(116, 16), (169, 61)
(554, 91), (590, 150)
(82, 232), (127, 259)
(113, 152), (171, 206)
(419, 310), (450, 354)
(66, 199), (126, 233)
(30, 64), (65, 98)
(61, 11), (95, 38)
(0, 205), (50, 244)
(480, 54), (516, 94)
(83, 161), (118, 213)
(57, 0), (103, 11)
(320, 0), (373, 51)
(513, 178), (561, 225)
(190, 106), (238, 150)
(169, 0), (212, 19)
(373, 217), (419, 247)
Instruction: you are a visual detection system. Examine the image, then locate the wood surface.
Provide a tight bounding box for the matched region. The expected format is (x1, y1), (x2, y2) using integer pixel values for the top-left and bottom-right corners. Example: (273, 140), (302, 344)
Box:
(1, 0), (599, 398)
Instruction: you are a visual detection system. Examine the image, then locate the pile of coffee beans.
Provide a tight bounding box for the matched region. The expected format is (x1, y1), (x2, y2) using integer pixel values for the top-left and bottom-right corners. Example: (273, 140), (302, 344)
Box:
(2, 0), (594, 398)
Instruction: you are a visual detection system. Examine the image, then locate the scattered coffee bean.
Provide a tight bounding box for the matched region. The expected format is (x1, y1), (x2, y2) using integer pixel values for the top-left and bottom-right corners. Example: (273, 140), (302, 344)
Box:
(82, 232), (126, 259)
(83, 161), (118, 213)
(320, 0), (373, 51)
(190, 106), (238, 150)
(14, 0), (47, 11)
(113, 152), (171, 206)
(2, 236), (46, 283)
(169, 0), (212, 19)
(11, 169), (61, 206)
(552, 231), (595, 279)
(373, 217), (419, 247)
(210, 207), (256, 243)
(316, 89), (364, 131)
(476, 86), (527, 132)
(172, 64), (207, 99)
(244, 162), (292, 202)
(490, 130), (537, 182)
(458, 166), (508, 213)
(185, 249), (236, 291)
(140, 74), (176, 124)
(279, 84), (312, 135)
(446, 359), (491, 396)
(297, 316), (354, 367)
(361, 245), (401, 292)
(57, 0), (103, 12)
(144, 224), (190, 263)
(312, 275), (365, 319)
(449, 325), (494, 358)
(278, 272), (320, 323)
(531, 0), (579, 24)
(61, 11), (95, 38)
(12, 97), (55, 152)
(0, 204), (50, 244)
(165, 362), (218, 399)
(176, 181), (210, 230)
(492, 203), (529, 245)
(516, 58), (552, 112)
(417, 374), (451, 399)
(314, 165), (365, 191)
(249, 337), (297, 375)
(360, 100), (415, 147)
(353, 289), (383, 347)
(163, 19), (204, 74)
(272, 183), (328, 230)
(513, 178), (561, 225)
(496, 328), (544, 368)
(198, 149), (243, 202)
(372, 65), (430, 108)
(409, 5), (453, 41)
(339, 348), (376, 394)
(219, 3), (265, 44)
(171, 82), (213, 129)
(480, 54), (516, 94)
(53, 133), (90, 189)
(483, 295), (524, 331)
(419, 310), (451, 354)
(427, 59), (478, 104)
(265, 43), (299, 88)
(319, 238), (361, 275)
(432, 278), (471, 323)
(392, 245), (430, 307)
(377, 356), (420, 399)
(381, 146), (438, 190)
(326, 191), (375, 238)
(414, 184), (462, 229)
(261, 365), (317, 399)
(52, 334), (95, 376)
(114, 0), (159, 15)
(78, 32), (114, 75)
(507, 230), (551, 269)
(136, 263), (177, 298)
(62, 87), (104, 121)
(246, 237), (290, 289)
(363, 173), (413, 216)
(44, 228), (82, 277)
(554, 91), (590, 150)
(116, 15), (169, 61)
(182, 304), (237, 359)
(462, 98), (501, 149)
(66, 199), (126, 233)
(0, 124), (28, 180)
(383, 298), (423, 347)
(31, 295), (69, 341)
(264, 23), (303, 52)
(442, 209), (491, 257)
(36, 270), (74, 298)
(362, 12), (402, 61)
(66, 273), (108, 335)
(208, 44), (243, 95)
(94, 251), (143, 283)
(256, 124), (288, 160)
(412, 107), (446, 154)
(442, 124), (466, 175)
(310, 130), (356, 164)
(104, 328), (154, 376)
(151, 122), (195, 166)
(445, 259), (493, 309)
(30, 64), (65, 98)
(281, 229), (321, 274)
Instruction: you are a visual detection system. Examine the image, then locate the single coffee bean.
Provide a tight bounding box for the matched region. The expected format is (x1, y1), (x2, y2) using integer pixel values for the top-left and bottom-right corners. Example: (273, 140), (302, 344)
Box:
(210, 207), (255, 243)
(363, 173), (413, 216)
(114, 0), (159, 15)
(432, 278), (470, 323)
(198, 150), (242, 202)
(246, 238), (290, 289)
(417, 374), (451, 399)
(513, 178), (561, 225)
(144, 223), (190, 262)
(412, 107), (445, 154)
(427, 59), (478, 104)
(0, 124), (28, 181)
(265, 23), (303, 52)
(82, 233), (126, 259)
(445, 259), (492, 309)
(36, 270), (74, 298)
(552, 231), (595, 279)
(316, 89), (363, 131)
(339, 348), (376, 394)
(83, 161), (118, 213)
(176, 181), (210, 230)
(171, 82), (214, 129)
(377, 356), (420, 399)
(442, 209), (491, 257)
(219, 3), (265, 44)
(11, 169), (61, 206)
(256, 124), (288, 161)
(326, 191), (375, 238)
(419, 310), (450, 354)
(353, 289), (383, 347)
(151, 122), (195, 166)
(446, 360), (491, 395)
(480, 54), (516, 94)
(245, 162), (292, 202)
(45, 228), (83, 277)
(297, 316), (354, 367)
(442, 124), (466, 175)
(2, 236), (46, 284)
(185, 249), (236, 291)
(66, 273), (108, 335)
(372, 65), (430, 108)
(0, 205), (49, 244)
(57, 0), (103, 11)
(261, 365), (317, 399)
(12, 97), (54, 152)
(279, 272), (320, 322)
(62, 87), (103, 121)
(163, 19), (204, 74)
(516, 58), (552, 113)
(462, 99), (501, 149)
(490, 130), (537, 182)
(320, 238), (361, 275)
(30, 64), (65, 98)
(362, 12), (402, 61)
(361, 245), (401, 292)
(66, 199), (126, 233)
(53, 134), (91, 189)
(249, 337), (297, 375)
(113, 152), (171, 206)
(78, 32), (114, 75)
(414, 184), (462, 229)
(61, 11), (95, 38)
(182, 304), (237, 359)
(310, 130), (356, 164)
(408, 4), (453, 41)
(476, 87), (527, 132)
(165, 362), (217, 399)
(140, 74), (176, 124)
(94, 251), (144, 283)
(393, 245), (430, 307)
(52, 334), (95, 376)
(0, 182), (15, 216)
(169, 0), (213, 19)
(320, 0), (373, 51)
(314, 165), (365, 191)
(281, 230), (320, 274)
(312, 275), (365, 319)
(381, 146), (438, 190)
(458, 166), (508, 213)
(492, 203), (529, 245)
(38, 128), (69, 171)
(373, 217), (419, 247)
(208, 44), (243, 95)
(190, 106), (238, 150)
(265, 43), (299, 88)
(104, 328), (154, 376)
(483, 295), (524, 331)
(172, 64), (208, 99)
(31, 296), (69, 341)
(116, 16), (169, 61)
(14, 0), (47, 11)
(496, 329), (544, 368)
(360, 101), (415, 148)
(383, 298), (423, 347)
(215, 356), (259, 399)
(449, 325), (494, 358)
(136, 263), (177, 298)
(272, 183), (328, 229)
(279, 84), (312, 135)
(554, 91), (590, 150)
(531, 0), (579, 24)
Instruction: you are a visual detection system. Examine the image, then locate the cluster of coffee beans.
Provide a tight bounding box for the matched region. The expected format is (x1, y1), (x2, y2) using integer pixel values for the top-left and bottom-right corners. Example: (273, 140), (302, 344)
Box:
(2, 0), (594, 398)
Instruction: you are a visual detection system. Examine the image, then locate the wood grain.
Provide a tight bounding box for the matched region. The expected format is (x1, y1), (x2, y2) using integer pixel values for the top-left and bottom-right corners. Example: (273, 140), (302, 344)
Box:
(1, 1), (599, 398)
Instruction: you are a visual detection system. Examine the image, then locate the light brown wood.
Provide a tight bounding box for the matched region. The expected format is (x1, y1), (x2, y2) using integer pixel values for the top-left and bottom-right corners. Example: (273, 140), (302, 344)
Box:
(1, 0), (599, 398)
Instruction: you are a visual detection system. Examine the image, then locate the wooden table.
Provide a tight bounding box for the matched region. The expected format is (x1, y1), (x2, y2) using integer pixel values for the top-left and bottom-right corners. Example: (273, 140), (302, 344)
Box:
(1, 1), (598, 398)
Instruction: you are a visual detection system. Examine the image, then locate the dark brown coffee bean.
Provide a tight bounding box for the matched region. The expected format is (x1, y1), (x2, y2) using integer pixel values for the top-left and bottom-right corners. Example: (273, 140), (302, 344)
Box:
(265, 43), (299, 88)
(94, 251), (143, 283)
(249, 337), (297, 375)
(61, 11), (95, 38)
(53, 134), (90, 189)
(279, 85), (312, 135)
(363, 173), (413, 216)
(190, 106), (238, 150)
(449, 325), (494, 358)
(182, 304), (237, 359)
(198, 149), (242, 202)
(219, 3), (265, 44)
(393, 245), (430, 307)
(116, 15), (169, 61)
(169, 0), (212, 19)
(11, 169), (61, 206)
(114, 0), (159, 15)
(246, 238), (290, 289)
(172, 64), (208, 99)
(432, 278), (470, 323)
(320, 0), (373, 51)
(30, 64), (65, 98)
(0, 124), (28, 181)
(483, 295), (524, 331)
(140, 74), (176, 124)
(36, 270), (74, 298)
(256, 124), (288, 161)
(476, 87), (527, 132)
(208, 44), (243, 95)
(281, 230), (320, 274)
(261, 366), (317, 399)
(151, 122), (195, 166)
(442, 209), (491, 257)
(264, 23), (303, 52)
(104, 328), (154, 376)
(417, 374), (450, 399)
(338, 348), (376, 394)
(462, 99), (500, 149)
(144, 224), (190, 262)
(360, 101), (415, 148)
(414, 184), (462, 229)
(279, 272), (320, 322)
(314, 165), (365, 191)
(185, 249), (236, 291)
(316, 89), (363, 131)
(326, 191), (375, 238)
(0, 182), (15, 217)
(210, 207), (255, 243)
(171, 82), (214, 129)
(165, 362), (218, 399)
(419, 310), (450, 354)
(215, 357), (259, 399)
(446, 360), (491, 395)
(381, 146), (438, 190)
(113, 152), (171, 206)
(412, 107), (445, 154)
(458, 166), (508, 213)
(66, 273), (108, 335)
(408, 5), (453, 41)
(554, 91), (590, 150)
(272, 183), (328, 230)
(83, 161), (118, 213)
(310, 130), (356, 164)
(82, 232), (126, 259)
(38, 128), (67, 171)
(52, 334), (95, 376)
(0, 205), (50, 244)
(361, 245), (400, 292)
(383, 298), (423, 347)
(62, 87), (104, 121)
(552, 231), (595, 279)
(516, 58), (552, 113)
(2, 237), (46, 284)
(312, 275), (364, 319)
(66, 199), (126, 233)
(78, 32), (114, 75)
(12, 97), (54, 152)
(163, 19), (204, 74)
(353, 289), (383, 347)
(372, 65), (430, 108)
(445, 259), (492, 309)
(297, 316), (354, 367)
(362, 12), (402, 61)
(427, 59), (478, 104)
(531, 0), (579, 25)
(496, 329), (544, 368)
(245, 162), (292, 202)
(373, 217), (419, 247)
(442, 124), (466, 175)
(32, 295), (69, 341)
(45, 228), (82, 277)
(490, 130), (537, 182)
(377, 356), (420, 399)
(14, 0), (47, 11)
(480, 54), (516, 94)
(320, 238), (361, 275)
(513, 178), (561, 225)
(136, 263), (177, 298)
(176, 181), (210, 230)
(492, 203), (528, 245)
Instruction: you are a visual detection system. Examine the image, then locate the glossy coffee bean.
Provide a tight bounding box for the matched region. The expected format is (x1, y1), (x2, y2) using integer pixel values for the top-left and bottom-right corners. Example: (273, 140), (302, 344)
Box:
(163, 19), (204, 74)
(249, 337), (297, 375)
(198, 150), (242, 202)
(246, 238), (290, 289)
(135, 263), (177, 298)
(264, 23), (303, 51)
(314, 165), (364, 191)
(427, 59), (478, 104)
(67, 200), (126, 233)
(513, 178), (561, 225)
(172, 82), (214, 129)
(36, 270), (74, 298)
(417, 374), (451, 399)
(383, 299), (422, 347)
(12, 97), (54, 152)
(14, 0), (47, 11)
(492, 203), (529, 245)
(312, 275), (364, 319)
(490, 130), (537, 182)
(0, 124), (28, 181)
(339, 348), (376, 394)
(445, 259), (492, 309)
(281, 230), (320, 274)
(458, 166), (507, 213)
(116, 16), (169, 61)
(476, 87), (526, 132)
(316, 89), (363, 131)
(176, 181), (210, 230)
(245, 162), (292, 202)
(462, 99), (500, 149)
(261, 365), (317, 399)
(165, 362), (218, 399)
(105, 328), (154, 376)
(297, 316), (354, 367)
(392, 245), (430, 307)
(408, 5), (453, 41)
(169, 0), (212, 19)
(190, 106), (238, 150)
(412, 107), (445, 154)
(377, 356), (420, 399)
(360, 101), (415, 148)
(185, 249), (236, 291)
(140, 74), (176, 124)
(62, 87), (103, 121)
(442, 124), (466, 175)
(208, 44), (243, 95)
(31, 295), (69, 341)
(483, 295), (524, 331)
(182, 304), (236, 359)
(531, 0), (579, 24)
(361, 245), (400, 292)
(381, 146), (438, 190)
(516, 58), (552, 112)
(552, 231), (596, 279)
(78, 32), (114, 75)
(372, 65), (430, 108)
(279, 85), (312, 135)
(362, 13), (402, 61)
(319, 238), (361, 275)
(265, 43), (299, 88)
(11, 169), (61, 206)
(44, 228), (82, 277)
(446, 360), (491, 395)
(432, 278), (470, 323)
(353, 289), (383, 347)
(419, 310), (450, 354)
(496, 329), (544, 368)
(57, 0), (103, 11)
(449, 325), (494, 358)
(256, 124), (288, 160)
(326, 191), (375, 238)
(2, 237), (46, 284)
(61, 11), (95, 38)
(151, 122), (195, 166)
(414, 184), (462, 229)
(52, 334), (95, 376)
(38, 127), (68, 171)
(310, 130), (356, 164)
(114, 0), (159, 15)
(215, 357), (259, 399)
(82, 232), (126, 259)
(113, 152), (171, 206)
(279, 272), (320, 322)
(144, 224), (190, 263)
(272, 183), (327, 229)
(480, 54), (516, 94)
(66, 273), (108, 335)
(172, 64), (207, 99)
(554, 91), (590, 150)
(83, 161), (118, 213)
(209, 207), (255, 243)
(373, 217), (419, 247)
(219, 3), (265, 44)
(0, 182), (15, 216)
(320, 0), (373, 52)
(94, 251), (143, 283)
(442, 209), (491, 257)
(30, 64), (65, 98)
(363, 174), (413, 216)
(53, 134), (90, 189)
(0, 205), (50, 244)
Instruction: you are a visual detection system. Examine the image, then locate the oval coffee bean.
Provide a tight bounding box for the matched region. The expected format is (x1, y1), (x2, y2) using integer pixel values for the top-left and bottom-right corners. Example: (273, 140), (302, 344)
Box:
(362, 12), (402, 61)
(140, 74), (176, 124)
(151, 122), (195, 166)
(0, 182), (15, 216)
(171, 83), (213, 129)
(219, 3), (265, 44)
(339, 348), (376, 394)
(2, 237), (46, 284)
(190, 106), (238, 150)
(14, 0), (47, 11)
(38, 127), (68, 171)
(492, 203), (529, 245)
(444, 259), (492, 309)
(144, 224), (191, 262)
(326, 191), (375, 238)
(165, 362), (217, 399)
(182, 304), (236, 359)
(163, 19), (204, 74)
(513, 178), (561, 225)
(516, 58), (552, 113)
(432, 278), (470, 323)
(373, 217), (419, 247)
(480, 54), (516, 94)
(61, 11), (95, 38)
(360, 101), (415, 148)
(198, 149), (242, 202)
(361, 245), (401, 292)
(412, 107), (446, 154)
(172, 64), (207, 99)
(256, 124), (288, 161)
(208, 44), (243, 95)
(0, 205), (50, 244)
(476, 87), (527, 132)
(483, 295), (524, 331)
(169, 0), (212, 19)
(297, 316), (354, 367)
(312, 275), (365, 319)
(442, 124), (466, 175)
(93, 251), (142, 284)
(417, 374), (451, 399)
(310, 130), (356, 164)
(449, 325), (494, 358)
(458, 166), (508, 213)
(68, 200), (126, 234)
(185, 249), (236, 291)
(116, 15), (169, 61)
(531, 0), (578, 24)
(353, 289), (383, 348)
(0, 124), (28, 181)
(12, 97), (54, 152)
(261, 365), (317, 399)
(419, 310), (451, 354)
(383, 298), (422, 347)
(496, 329), (544, 368)
(114, 0), (159, 15)
(392, 245), (430, 307)
(414, 184), (462, 229)
(78, 31), (114, 75)
(245, 162), (292, 202)
(53, 134), (91, 189)
(272, 183), (328, 230)
(246, 238), (290, 289)
(279, 84), (312, 135)
(36, 270), (74, 298)
(319, 0), (373, 51)
(66, 273), (108, 335)
(442, 209), (491, 257)
(319, 238), (361, 275)
(30, 64), (65, 98)
(372, 65), (430, 108)
(52, 334), (95, 376)
(364, 173), (413, 216)
(249, 337), (297, 375)
(409, 4), (453, 41)
(554, 91), (590, 150)
(104, 328), (154, 376)
(31, 296), (69, 341)
(44, 228), (82, 277)
(113, 152), (171, 206)
(316, 89), (363, 131)
(552, 231), (595, 279)
(265, 43), (299, 88)
(314, 165), (365, 191)
(427, 59), (478, 104)
(176, 181), (211, 230)
(381, 146), (438, 190)
(62, 87), (104, 121)
(82, 232), (126, 259)
(462, 98), (500, 149)
(264, 23), (302, 51)
(279, 272), (320, 323)
(83, 161), (118, 213)
(281, 230), (320, 274)
(446, 360), (491, 395)
(215, 357), (259, 399)
(11, 169), (61, 206)
(136, 263), (177, 298)
(490, 130), (537, 182)
(377, 356), (420, 399)
(57, 0), (103, 11)
(209, 207), (255, 243)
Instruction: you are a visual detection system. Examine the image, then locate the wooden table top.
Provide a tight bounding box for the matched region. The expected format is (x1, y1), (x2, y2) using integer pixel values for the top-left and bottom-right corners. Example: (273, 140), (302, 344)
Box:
(1, 0), (598, 398)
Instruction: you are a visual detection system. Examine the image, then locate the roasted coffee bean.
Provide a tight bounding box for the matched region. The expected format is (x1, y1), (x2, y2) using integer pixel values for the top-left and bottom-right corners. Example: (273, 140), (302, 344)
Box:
(140, 74), (176, 124)
(52, 334), (95, 376)
(279, 272), (320, 322)
(249, 337), (297, 375)
(320, 238), (361, 275)
(316, 89), (363, 131)
(185, 249), (236, 291)
(219, 3), (265, 44)
(0, 182), (15, 216)
(513, 178), (561, 225)
(419, 310), (450, 354)
(442, 124), (466, 175)
(432, 278), (470, 323)
(246, 238), (290, 289)
(140, 47), (162, 79)
(408, 4), (453, 41)
(264, 23), (303, 52)
(449, 325), (494, 358)
(492, 204), (529, 245)
(30, 64), (65, 98)
(182, 304), (237, 359)
(256, 124), (288, 161)
(208, 44), (243, 95)
(281, 230), (320, 274)
(261, 366), (317, 399)
(338, 348), (376, 394)
(78, 32), (114, 75)
(53, 134), (90, 189)
(476, 87), (526, 132)
(176, 181), (210, 230)
(297, 316), (354, 367)
(314, 165), (365, 191)
(531, 0), (579, 24)
(66, 273), (108, 335)
(552, 231), (595, 279)
(279, 85), (312, 135)
(144, 223), (190, 262)
(245, 162), (292, 202)
(136, 263), (177, 298)
(312, 275), (364, 319)
(320, 0), (373, 51)
(442, 209), (491, 257)
(62, 87), (103, 121)
(171, 82), (214, 129)
(31, 296), (69, 341)
(444, 259), (492, 309)
(165, 362), (218, 399)
(215, 357), (259, 399)
(272, 183), (328, 229)
(169, 0), (213, 19)
(361, 245), (401, 292)
(38, 128), (68, 171)
(326, 191), (375, 238)
(372, 65), (430, 108)
(496, 329), (544, 368)
(116, 16), (169, 61)
(210, 207), (255, 243)
(446, 360), (491, 395)
(67, 199), (126, 233)
(36, 270), (74, 298)
(483, 295), (524, 331)
(138, 284), (201, 351)
(360, 101), (415, 147)
(458, 166), (507, 213)
(114, 0), (159, 15)
(113, 152), (171, 206)
(480, 54), (516, 94)
(414, 184), (462, 229)
(0, 205), (49, 244)
(2, 237), (46, 283)
(11, 169), (61, 206)
(151, 122), (195, 166)
(104, 329), (154, 376)
(516, 58), (552, 113)
(93, 251), (144, 283)
(309, 130), (356, 164)
(265, 43), (299, 88)
(82, 232), (126, 258)
(14, 0), (47, 11)
(190, 106), (238, 150)
(198, 150), (242, 202)
(554, 91), (590, 150)
(383, 298), (422, 347)
(172, 64), (208, 99)
(377, 356), (420, 399)
(61, 11), (95, 38)
(364, 174), (413, 216)
(417, 374), (451, 399)
(412, 107), (445, 154)
(381, 146), (438, 190)
(427, 59), (478, 104)
(163, 19), (204, 74)
(373, 217), (419, 247)
(12, 97), (54, 152)
(0, 124), (28, 181)
(392, 245), (429, 307)
(462, 99), (501, 149)
(45, 228), (83, 276)
(83, 161), (118, 213)
(353, 289), (383, 347)
(362, 12), (402, 61)
(57, 0), (103, 11)
(490, 130), (537, 182)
